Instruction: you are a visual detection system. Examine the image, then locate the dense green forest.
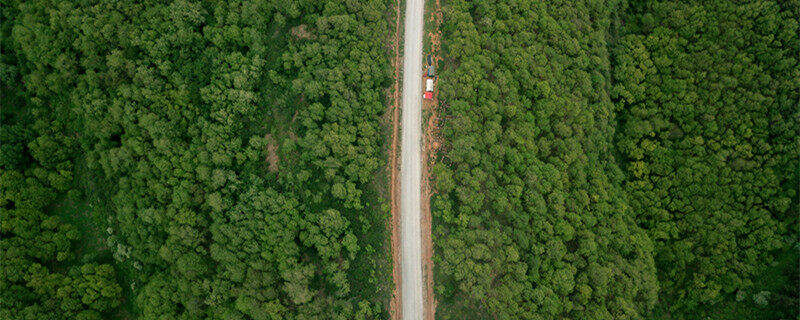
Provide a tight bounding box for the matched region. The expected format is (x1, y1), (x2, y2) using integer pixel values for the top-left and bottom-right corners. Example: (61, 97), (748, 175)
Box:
(432, 0), (658, 318)
(432, 0), (798, 319)
(614, 0), (798, 318)
(1, 0), (394, 318)
(2, 0), (798, 319)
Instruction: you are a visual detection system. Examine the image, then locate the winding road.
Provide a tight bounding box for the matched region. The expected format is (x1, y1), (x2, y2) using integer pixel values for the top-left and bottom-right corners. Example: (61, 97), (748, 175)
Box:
(399, 0), (425, 318)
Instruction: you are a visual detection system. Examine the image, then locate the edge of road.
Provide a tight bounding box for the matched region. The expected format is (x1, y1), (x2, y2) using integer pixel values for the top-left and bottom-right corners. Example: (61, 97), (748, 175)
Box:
(389, 0), (405, 318)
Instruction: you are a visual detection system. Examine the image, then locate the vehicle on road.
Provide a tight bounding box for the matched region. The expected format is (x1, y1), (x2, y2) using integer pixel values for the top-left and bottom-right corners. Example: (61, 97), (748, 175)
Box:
(424, 78), (434, 100)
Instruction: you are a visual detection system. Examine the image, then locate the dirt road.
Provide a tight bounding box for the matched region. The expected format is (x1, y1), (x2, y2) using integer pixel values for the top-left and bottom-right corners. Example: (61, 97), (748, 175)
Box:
(399, 0), (425, 318)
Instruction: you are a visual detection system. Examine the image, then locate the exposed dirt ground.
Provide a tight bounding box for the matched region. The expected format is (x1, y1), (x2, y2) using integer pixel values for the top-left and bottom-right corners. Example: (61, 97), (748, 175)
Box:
(389, 0), (402, 318)
(290, 24), (313, 39)
(422, 0), (444, 318)
(265, 134), (279, 172)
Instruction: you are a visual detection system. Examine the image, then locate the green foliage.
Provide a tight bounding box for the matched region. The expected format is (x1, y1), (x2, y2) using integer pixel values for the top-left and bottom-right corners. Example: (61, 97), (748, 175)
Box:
(3, 0), (393, 318)
(6, 0), (795, 318)
(433, 0), (658, 318)
(434, 0), (797, 318)
(614, 0), (799, 317)
(0, 103), (122, 319)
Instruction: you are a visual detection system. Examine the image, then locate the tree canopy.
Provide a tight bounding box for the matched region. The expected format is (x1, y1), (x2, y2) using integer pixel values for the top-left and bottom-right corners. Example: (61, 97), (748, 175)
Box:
(432, 0), (797, 319)
(613, 0), (799, 317)
(432, 0), (658, 318)
(2, 0), (394, 318)
(2, 0), (797, 318)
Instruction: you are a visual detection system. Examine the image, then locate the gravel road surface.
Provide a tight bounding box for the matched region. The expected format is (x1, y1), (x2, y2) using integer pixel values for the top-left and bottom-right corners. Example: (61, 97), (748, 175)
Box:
(400, 0), (425, 318)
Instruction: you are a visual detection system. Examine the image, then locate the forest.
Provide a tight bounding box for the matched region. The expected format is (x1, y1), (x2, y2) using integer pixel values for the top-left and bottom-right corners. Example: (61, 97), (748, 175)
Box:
(432, 0), (797, 319)
(1, 0), (798, 319)
(2, 0), (394, 318)
(613, 0), (798, 317)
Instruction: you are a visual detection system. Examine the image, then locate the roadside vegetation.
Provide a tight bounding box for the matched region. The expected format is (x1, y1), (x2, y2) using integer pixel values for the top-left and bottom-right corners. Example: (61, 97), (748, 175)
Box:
(1, 0), (394, 318)
(432, 0), (798, 319)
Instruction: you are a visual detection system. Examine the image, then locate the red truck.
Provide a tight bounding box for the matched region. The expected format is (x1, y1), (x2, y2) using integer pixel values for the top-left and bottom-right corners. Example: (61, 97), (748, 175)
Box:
(424, 78), (434, 100)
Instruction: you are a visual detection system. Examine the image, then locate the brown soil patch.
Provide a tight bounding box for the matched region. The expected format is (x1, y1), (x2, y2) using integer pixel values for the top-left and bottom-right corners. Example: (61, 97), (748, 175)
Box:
(265, 134), (279, 172)
(290, 24), (313, 39)
(389, 0), (403, 319)
(423, 0), (444, 318)
(421, 109), (440, 320)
